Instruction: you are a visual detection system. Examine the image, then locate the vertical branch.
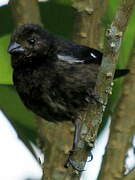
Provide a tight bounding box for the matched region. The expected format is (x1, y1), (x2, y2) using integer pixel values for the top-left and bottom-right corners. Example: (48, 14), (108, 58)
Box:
(37, 119), (73, 180)
(10, 0), (41, 25)
(72, 0), (94, 46)
(72, 0), (107, 48)
(65, 0), (135, 179)
(86, 0), (135, 145)
(98, 41), (135, 180)
(87, 0), (107, 48)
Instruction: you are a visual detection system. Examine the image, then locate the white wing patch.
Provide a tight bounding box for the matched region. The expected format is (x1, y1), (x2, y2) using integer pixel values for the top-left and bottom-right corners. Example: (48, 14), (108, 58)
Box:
(57, 54), (84, 64)
(57, 52), (97, 64)
(90, 53), (97, 59)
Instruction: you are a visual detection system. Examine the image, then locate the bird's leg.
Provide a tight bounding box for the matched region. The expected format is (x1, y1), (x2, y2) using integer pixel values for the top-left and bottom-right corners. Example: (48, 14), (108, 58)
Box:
(64, 119), (84, 171)
(64, 118), (93, 171)
(72, 119), (81, 152)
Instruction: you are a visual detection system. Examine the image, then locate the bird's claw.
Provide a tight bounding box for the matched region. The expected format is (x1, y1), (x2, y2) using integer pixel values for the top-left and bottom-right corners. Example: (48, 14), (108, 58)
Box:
(92, 95), (106, 106)
(64, 159), (85, 172)
(64, 149), (84, 172)
(86, 88), (106, 106)
(64, 149), (75, 168)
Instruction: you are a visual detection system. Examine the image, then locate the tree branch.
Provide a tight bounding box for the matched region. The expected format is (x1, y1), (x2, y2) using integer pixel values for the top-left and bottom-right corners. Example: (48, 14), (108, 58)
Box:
(86, 0), (135, 147)
(65, 0), (135, 179)
(10, 0), (41, 25)
(72, 0), (107, 48)
(98, 39), (135, 180)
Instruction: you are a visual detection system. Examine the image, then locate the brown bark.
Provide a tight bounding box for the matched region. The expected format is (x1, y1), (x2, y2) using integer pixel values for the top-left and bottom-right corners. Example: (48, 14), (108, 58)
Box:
(98, 41), (135, 180)
(10, 0), (41, 25)
(37, 118), (73, 180)
(72, 0), (94, 46)
(72, 0), (107, 48)
(87, 0), (107, 48)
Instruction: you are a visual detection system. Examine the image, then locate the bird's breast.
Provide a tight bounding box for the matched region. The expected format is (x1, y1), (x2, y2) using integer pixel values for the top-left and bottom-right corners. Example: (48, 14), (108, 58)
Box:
(13, 62), (99, 122)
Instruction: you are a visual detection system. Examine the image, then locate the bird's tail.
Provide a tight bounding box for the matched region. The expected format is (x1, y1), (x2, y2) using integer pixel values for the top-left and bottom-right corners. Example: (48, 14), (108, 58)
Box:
(114, 69), (129, 79)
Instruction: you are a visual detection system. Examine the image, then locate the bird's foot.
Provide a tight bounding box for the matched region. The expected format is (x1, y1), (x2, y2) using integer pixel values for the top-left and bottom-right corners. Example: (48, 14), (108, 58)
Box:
(64, 158), (85, 172)
(86, 88), (106, 106)
(64, 149), (84, 172)
(64, 149), (75, 168)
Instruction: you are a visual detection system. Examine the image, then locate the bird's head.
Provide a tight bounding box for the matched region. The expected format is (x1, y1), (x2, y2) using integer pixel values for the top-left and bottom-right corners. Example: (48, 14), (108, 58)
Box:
(8, 24), (52, 68)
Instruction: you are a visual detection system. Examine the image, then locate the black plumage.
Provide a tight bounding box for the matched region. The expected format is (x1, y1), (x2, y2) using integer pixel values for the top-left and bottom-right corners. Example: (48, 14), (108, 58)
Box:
(8, 24), (103, 122)
(8, 24), (128, 170)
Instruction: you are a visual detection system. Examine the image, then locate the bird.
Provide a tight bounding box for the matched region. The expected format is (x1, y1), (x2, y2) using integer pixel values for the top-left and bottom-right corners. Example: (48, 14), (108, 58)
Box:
(8, 24), (129, 171)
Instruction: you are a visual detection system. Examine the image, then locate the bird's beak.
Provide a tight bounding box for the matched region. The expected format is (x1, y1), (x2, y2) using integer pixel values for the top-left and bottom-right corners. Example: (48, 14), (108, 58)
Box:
(8, 42), (25, 54)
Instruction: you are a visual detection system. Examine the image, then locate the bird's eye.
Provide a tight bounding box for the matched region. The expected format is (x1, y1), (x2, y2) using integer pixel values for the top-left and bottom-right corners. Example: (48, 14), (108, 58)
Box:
(27, 39), (35, 45)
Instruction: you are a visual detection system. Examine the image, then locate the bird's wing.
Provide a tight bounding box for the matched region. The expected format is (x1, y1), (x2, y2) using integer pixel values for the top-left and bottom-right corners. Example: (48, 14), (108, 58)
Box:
(57, 54), (85, 64)
(57, 45), (103, 65)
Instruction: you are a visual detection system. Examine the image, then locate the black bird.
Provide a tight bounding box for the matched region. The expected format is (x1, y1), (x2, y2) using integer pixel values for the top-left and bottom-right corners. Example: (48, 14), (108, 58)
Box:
(8, 24), (128, 170)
